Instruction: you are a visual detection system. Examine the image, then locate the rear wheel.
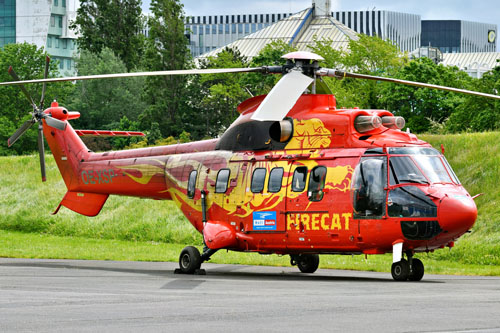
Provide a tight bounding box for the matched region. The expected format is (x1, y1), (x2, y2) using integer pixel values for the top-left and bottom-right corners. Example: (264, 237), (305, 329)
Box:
(391, 259), (410, 281)
(179, 246), (202, 274)
(297, 254), (320, 273)
(409, 258), (425, 281)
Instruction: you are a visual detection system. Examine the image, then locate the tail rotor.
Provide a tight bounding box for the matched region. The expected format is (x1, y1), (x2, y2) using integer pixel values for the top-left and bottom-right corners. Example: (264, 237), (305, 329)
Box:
(6, 56), (66, 182)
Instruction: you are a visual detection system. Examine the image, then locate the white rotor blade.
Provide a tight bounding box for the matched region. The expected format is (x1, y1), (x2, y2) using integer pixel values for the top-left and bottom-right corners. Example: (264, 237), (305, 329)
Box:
(251, 71), (314, 121)
(0, 68), (263, 86)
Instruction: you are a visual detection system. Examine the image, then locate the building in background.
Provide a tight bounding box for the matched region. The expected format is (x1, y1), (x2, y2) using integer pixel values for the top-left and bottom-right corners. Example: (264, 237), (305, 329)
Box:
(441, 52), (500, 78)
(421, 20), (497, 54)
(184, 0), (497, 58)
(332, 10), (421, 53)
(185, 9), (420, 56)
(0, 0), (79, 76)
(184, 12), (293, 57)
(200, 6), (358, 60)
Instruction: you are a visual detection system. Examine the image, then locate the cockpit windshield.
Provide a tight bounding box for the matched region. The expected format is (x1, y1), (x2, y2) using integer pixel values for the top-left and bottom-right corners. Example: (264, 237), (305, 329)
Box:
(388, 147), (458, 185)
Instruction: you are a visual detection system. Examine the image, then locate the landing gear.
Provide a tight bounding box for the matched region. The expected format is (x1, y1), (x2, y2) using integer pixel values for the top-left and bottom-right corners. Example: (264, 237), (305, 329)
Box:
(391, 259), (410, 281)
(408, 258), (425, 281)
(291, 254), (320, 273)
(178, 246), (202, 274)
(176, 245), (218, 275)
(391, 252), (425, 281)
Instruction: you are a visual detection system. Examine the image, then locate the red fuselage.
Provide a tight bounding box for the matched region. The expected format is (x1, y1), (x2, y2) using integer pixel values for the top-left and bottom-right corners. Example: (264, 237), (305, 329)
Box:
(43, 95), (477, 256)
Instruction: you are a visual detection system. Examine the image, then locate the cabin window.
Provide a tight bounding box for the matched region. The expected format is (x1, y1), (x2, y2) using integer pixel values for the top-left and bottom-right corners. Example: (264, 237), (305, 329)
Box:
(352, 156), (386, 218)
(215, 169), (230, 193)
(187, 170), (197, 199)
(308, 166), (327, 201)
(251, 168), (266, 193)
(292, 166), (308, 192)
(268, 167), (284, 193)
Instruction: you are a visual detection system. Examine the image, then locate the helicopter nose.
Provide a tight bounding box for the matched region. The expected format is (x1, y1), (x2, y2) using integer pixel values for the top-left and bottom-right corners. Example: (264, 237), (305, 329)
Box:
(439, 194), (477, 234)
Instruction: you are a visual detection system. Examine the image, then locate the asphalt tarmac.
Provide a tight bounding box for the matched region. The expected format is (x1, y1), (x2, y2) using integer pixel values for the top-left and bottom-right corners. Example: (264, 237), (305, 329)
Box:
(1, 258), (500, 332)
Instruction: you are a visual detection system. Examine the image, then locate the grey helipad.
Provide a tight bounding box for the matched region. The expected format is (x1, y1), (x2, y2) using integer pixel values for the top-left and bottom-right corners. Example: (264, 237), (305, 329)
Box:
(1, 258), (499, 332)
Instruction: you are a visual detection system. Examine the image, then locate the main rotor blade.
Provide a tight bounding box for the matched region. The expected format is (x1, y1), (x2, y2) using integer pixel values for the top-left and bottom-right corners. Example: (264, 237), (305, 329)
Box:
(251, 71), (314, 121)
(37, 123), (46, 182)
(40, 56), (50, 109)
(0, 67), (265, 86)
(7, 119), (36, 147)
(8, 67), (37, 108)
(317, 68), (500, 100)
(44, 115), (67, 131)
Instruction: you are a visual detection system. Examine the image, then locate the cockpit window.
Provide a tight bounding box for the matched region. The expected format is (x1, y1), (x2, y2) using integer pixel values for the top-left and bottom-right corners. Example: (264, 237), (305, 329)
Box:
(390, 156), (428, 185)
(388, 147), (457, 185)
(412, 155), (452, 184)
(442, 157), (461, 184)
(352, 157), (386, 218)
(388, 147), (439, 155)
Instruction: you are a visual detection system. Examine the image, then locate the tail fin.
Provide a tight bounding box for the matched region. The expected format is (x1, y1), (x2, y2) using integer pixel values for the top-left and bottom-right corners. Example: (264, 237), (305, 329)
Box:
(42, 102), (110, 216)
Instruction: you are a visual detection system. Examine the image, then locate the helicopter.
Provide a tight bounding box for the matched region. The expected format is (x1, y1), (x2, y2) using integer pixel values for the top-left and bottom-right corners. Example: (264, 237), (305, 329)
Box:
(3, 51), (498, 281)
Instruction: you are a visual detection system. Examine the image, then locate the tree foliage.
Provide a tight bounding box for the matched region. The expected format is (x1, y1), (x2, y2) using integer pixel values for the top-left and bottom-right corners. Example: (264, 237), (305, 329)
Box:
(70, 0), (144, 71)
(190, 47), (251, 136)
(446, 66), (500, 133)
(141, 0), (191, 138)
(379, 57), (473, 133)
(309, 35), (408, 109)
(67, 48), (147, 131)
(0, 43), (73, 155)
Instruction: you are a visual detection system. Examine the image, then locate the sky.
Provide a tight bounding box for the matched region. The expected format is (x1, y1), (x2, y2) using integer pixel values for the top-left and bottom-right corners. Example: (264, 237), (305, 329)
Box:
(141, 0), (500, 50)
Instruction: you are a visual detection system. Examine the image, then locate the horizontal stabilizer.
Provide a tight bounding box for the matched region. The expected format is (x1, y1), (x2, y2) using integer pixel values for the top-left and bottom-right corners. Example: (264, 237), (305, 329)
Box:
(75, 130), (145, 137)
(53, 191), (109, 217)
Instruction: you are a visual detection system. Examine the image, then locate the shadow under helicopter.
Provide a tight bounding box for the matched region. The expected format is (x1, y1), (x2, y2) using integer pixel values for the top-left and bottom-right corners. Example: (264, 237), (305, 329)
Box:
(0, 260), (443, 285)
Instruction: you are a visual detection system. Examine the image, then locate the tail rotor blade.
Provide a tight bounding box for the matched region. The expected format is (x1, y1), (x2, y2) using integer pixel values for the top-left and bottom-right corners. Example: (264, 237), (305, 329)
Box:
(7, 119), (35, 147)
(251, 71), (314, 121)
(8, 66), (37, 109)
(37, 123), (46, 182)
(44, 115), (67, 131)
(40, 56), (50, 109)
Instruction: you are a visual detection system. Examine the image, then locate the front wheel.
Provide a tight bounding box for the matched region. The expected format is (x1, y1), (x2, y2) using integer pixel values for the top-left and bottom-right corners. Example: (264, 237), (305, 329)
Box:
(391, 259), (410, 281)
(179, 246), (202, 274)
(297, 254), (320, 273)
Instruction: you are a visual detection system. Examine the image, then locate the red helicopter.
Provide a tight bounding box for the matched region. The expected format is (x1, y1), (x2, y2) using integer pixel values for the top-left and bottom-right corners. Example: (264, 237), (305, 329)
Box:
(3, 51), (498, 281)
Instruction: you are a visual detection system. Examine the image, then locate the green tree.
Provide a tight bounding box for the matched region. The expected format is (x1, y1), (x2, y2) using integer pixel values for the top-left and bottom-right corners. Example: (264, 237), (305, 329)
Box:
(192, 47), (250, 136)
(70, 0), (144, 71)
(141, 0), (191, 137)
(446, 66), (500, 132)
(379, 57), (473, 133)
(309, 35), (407, 109)
(66, 48), (147, 133)
(0, 43), (73, 155)
(245, 40), (296, 96)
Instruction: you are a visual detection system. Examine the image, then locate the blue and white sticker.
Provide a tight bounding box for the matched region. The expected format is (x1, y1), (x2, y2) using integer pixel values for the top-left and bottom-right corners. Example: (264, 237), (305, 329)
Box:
(253, 211), (277, 231)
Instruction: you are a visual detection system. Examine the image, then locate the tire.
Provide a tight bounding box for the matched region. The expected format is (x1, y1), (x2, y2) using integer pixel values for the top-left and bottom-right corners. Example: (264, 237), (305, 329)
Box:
(409, 258), (425, 281)
(179, 246), (202, 274)
(391, 259), (410, 281)
(297, 254), (320, 273)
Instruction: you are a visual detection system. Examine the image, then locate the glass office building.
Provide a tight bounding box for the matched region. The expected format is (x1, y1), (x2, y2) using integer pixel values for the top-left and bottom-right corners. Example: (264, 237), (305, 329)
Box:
(184, 13), (292, 57)
(0, 0), (79, 76)
(0, 0), (16, 46)
(332, 10), (421, 53)
(422, 20), (497, 53)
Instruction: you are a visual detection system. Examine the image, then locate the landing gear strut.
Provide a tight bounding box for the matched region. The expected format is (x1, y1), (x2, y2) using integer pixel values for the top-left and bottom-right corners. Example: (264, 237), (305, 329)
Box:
(291, 254), (320, 273)
(391, 251), (425, 281)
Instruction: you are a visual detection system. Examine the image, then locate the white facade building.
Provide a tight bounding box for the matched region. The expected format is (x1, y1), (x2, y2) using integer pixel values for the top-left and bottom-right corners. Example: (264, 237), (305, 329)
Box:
(1, 0), (79, 76)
